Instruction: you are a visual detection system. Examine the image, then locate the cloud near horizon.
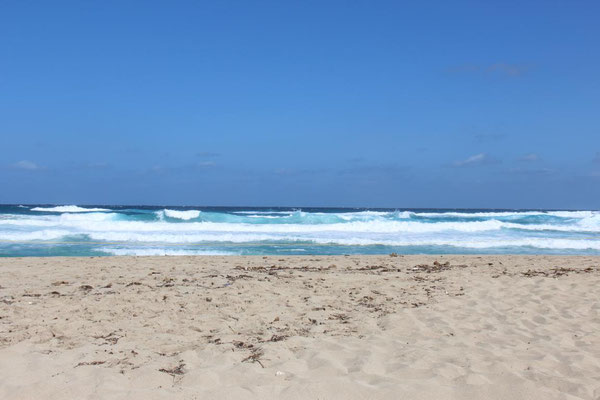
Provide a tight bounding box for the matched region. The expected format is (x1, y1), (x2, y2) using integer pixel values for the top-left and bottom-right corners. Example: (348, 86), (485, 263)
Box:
(487, 63), (528, 76)
(12, 160), (41, 170)
(519, 153), (540, 162)
(452, 153), (498, 167)
(508, 166), (555, 176)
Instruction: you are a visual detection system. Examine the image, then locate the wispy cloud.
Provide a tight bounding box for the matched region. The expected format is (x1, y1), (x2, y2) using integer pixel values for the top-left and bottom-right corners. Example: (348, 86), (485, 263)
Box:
(487, 63), (528, 77)
(518, 153), (540, 162)
(452, 153), (499, 167)
(12, 160), (41, 170)
(508, 166), (555, 176)
(594, 152), (600, 163)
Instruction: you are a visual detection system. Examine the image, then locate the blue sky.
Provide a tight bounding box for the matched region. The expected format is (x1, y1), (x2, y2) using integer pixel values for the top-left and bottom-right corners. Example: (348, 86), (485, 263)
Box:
(1, 0), (599, 208)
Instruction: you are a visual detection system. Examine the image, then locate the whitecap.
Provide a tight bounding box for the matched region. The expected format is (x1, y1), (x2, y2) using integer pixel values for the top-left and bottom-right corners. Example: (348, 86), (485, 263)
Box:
(157, 209), (201, 220)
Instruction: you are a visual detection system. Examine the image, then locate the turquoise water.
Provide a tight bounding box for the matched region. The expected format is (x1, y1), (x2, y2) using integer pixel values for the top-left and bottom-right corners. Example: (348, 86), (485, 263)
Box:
(0, 205), (599, 256)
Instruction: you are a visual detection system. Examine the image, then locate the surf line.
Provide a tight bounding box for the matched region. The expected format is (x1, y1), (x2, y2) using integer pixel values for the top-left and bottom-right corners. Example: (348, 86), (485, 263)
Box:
(0, 236), (599, 248)
(0, 240), (346, 247)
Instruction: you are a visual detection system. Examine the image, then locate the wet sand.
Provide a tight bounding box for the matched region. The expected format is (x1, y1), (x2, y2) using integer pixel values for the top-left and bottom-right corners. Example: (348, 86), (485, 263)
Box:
(1, 255), (599, 399)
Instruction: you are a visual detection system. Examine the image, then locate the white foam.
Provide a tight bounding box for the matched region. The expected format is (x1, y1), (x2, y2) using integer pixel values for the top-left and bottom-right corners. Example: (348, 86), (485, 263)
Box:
(58, 212), (119, 222)
(547, 211), (596, 218)
(98, 248), (233, 256)
(61, 219), (509, 233)
(578, 213), (600, 229)
(0, 230), (74, 241)
(86, 233), (600, 250)
(3, 215), (600, 236)
(3, 226), (599, 251)
(159, 209), (201, 220)
(2, 208), (599, 253)
(86, 231), (281, 243)
(245, 215), (287, 219)
(413, 210), (597, 219)
(394, 211), (413, 219)
(306, 237), (600, 250)
(232, 211), (293, 215)
(31, 205), (111, 213)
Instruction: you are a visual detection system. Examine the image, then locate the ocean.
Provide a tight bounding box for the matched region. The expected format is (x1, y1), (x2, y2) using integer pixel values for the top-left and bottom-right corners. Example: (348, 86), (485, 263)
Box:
(0, 205), (599, 257)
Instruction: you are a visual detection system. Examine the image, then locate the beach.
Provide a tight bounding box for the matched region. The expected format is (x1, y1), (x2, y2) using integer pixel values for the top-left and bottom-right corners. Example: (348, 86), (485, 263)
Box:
(1, 255), (599, 399)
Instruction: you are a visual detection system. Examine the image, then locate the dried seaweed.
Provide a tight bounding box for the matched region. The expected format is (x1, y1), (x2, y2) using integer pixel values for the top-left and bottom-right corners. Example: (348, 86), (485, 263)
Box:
(159, 362), (186, 376)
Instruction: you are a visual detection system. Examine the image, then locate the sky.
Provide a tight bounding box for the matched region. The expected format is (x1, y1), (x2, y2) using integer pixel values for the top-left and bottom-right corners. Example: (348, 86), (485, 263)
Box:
(1, 0), (599, 209)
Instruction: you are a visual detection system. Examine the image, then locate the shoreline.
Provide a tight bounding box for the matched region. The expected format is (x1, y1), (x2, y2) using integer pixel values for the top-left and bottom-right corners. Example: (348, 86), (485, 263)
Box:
(3, 253), (600, 259)
(1, 255), (600, 399)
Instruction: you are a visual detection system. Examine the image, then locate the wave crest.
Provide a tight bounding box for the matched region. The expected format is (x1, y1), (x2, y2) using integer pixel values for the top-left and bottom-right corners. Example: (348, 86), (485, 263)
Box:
(157, 209), (202, 220)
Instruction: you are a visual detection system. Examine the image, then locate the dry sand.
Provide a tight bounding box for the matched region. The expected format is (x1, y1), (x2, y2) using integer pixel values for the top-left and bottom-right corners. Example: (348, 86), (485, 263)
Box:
(1, 255), (599, 399)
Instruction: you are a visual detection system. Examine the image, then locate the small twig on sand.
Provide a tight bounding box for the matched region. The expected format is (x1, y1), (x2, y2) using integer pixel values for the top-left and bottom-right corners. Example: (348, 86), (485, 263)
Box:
(159, 362), (186, 377)
(242, 348), (265, 368)
(75, 360), (106, 367)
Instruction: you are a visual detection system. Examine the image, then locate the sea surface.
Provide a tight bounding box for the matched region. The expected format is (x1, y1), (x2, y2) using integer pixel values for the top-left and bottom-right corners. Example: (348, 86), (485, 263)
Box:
(0, 205), (599, 257)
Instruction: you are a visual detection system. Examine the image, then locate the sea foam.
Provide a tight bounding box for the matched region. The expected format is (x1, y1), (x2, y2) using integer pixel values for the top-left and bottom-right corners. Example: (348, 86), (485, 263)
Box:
(158, 209), (202, 220)
(1, 207), (599, 255)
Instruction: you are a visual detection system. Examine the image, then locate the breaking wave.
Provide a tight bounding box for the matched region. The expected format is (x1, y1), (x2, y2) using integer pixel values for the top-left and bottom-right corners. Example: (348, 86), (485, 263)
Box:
(1, 206), (599, 256)
(158, 209), (202, 220)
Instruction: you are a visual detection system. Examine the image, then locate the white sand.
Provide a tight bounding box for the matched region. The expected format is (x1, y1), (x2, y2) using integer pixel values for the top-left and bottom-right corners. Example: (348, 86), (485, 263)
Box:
(1, 255), (599, 399)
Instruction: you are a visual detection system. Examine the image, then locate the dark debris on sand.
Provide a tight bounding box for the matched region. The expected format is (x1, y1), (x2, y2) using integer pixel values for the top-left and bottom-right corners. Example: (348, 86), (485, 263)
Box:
(241, 348), (265, 368)
(159, 362), (186, 376)
(410, 261), (468, 273)
(521, 266), (597, 278)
